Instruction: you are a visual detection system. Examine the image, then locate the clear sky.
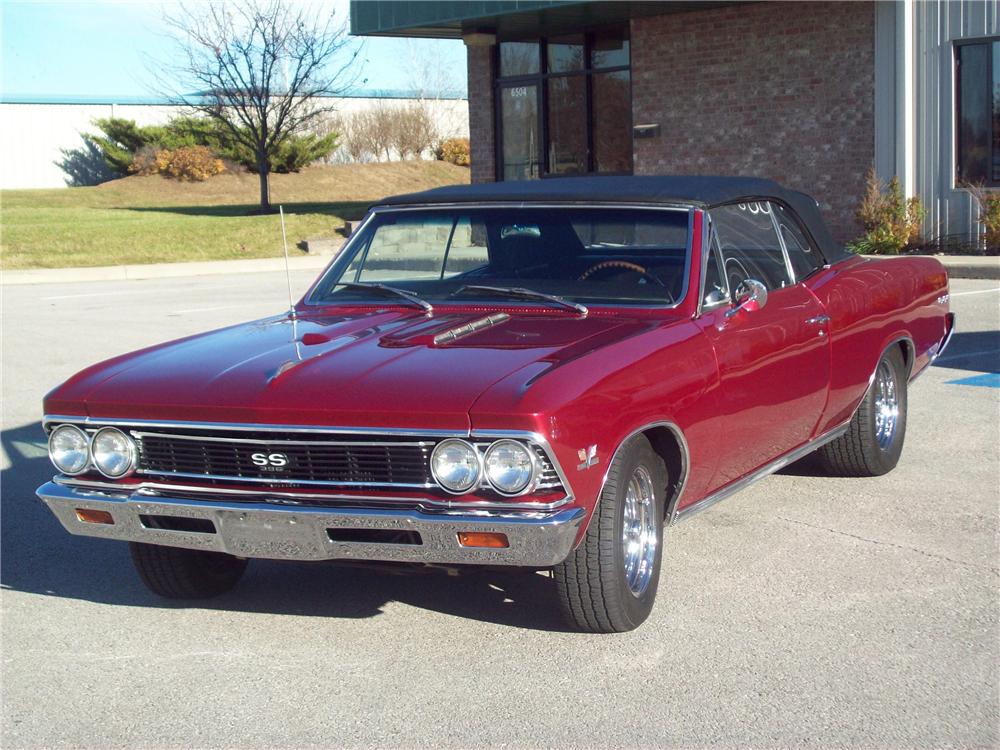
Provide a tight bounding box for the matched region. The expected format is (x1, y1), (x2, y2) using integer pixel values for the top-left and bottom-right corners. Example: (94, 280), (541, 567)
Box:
(0, 0), (468, 98)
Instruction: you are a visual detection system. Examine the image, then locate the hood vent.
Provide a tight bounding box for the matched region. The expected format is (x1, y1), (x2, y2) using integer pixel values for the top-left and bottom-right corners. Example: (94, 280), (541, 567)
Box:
(433, 313), (510, 345)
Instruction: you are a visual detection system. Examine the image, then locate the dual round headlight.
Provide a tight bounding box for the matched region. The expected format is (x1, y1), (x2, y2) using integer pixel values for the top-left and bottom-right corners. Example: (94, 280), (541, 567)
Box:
(430, 438), (537, 496)
(48, 424), (90, 475)
(47, 424), (136, 478)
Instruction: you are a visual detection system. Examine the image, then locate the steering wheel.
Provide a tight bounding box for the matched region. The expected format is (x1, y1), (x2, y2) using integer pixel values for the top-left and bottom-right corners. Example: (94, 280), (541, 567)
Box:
(578, 260), (666, 288)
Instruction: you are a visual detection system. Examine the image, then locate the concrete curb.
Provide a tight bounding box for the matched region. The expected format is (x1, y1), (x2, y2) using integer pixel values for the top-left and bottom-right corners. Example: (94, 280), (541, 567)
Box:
(1, 255), (333, 286)
(3, 252), (999, 286)
(862, 254), (1000, 280)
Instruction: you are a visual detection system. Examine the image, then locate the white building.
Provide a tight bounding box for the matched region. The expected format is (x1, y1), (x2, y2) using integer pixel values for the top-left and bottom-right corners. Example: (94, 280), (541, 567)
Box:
(0, 90), (469, 189)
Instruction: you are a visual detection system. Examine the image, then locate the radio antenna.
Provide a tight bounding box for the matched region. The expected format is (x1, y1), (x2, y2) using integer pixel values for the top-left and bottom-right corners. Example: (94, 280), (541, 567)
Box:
(279, 206), (302, 362)
(279, 205), (296, 320)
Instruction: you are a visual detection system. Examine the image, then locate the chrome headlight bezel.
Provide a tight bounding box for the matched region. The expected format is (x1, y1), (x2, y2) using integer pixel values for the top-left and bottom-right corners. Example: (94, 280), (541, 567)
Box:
(483, 439), (538, 496)
(430, 438), (482, 494)
(90, 427), (138, 479)
(47, 424), (91, 476)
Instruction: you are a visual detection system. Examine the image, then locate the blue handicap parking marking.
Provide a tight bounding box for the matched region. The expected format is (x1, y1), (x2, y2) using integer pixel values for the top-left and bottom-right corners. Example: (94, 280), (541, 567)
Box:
(945, 373), (1000, 388)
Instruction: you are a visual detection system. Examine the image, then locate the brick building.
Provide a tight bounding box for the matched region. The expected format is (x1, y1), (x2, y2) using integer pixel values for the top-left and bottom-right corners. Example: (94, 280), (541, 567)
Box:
(351, 0), (999, 247)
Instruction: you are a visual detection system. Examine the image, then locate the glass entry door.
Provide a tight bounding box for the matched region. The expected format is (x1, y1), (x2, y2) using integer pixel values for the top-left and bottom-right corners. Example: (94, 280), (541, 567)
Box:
(500, 84), (540, 180)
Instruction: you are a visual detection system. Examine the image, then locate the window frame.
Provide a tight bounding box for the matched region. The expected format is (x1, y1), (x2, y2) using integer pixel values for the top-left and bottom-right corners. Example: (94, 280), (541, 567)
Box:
(707, 200), (795, 293)
(304, 204), (696, 312)
(494, 30), (632, 181)
(698, 215), (732, 315)
(955, 35), (1000, 188)
(770, 201), (825, 283)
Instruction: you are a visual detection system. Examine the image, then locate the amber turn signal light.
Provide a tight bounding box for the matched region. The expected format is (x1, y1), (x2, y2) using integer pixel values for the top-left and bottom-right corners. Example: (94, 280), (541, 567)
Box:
(75, 508), (114, 525)
(457, 531), (509, 549)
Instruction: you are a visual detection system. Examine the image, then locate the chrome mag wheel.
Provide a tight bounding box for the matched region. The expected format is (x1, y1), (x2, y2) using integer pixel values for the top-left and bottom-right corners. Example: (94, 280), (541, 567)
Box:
(874, 359), (899, 450)
(622, 464), (658, 596)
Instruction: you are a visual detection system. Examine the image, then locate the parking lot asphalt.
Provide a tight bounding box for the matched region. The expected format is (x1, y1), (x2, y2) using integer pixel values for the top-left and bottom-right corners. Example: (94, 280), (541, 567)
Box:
(2, 272), (998, 749)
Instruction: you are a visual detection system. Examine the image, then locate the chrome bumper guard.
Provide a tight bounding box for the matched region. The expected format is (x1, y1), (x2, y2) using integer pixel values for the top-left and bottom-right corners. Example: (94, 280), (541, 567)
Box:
(36, 481), (585, 567)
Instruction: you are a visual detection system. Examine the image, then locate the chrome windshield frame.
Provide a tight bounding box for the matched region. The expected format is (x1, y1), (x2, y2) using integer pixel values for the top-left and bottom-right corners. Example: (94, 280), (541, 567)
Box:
(301, 202), (695, 312)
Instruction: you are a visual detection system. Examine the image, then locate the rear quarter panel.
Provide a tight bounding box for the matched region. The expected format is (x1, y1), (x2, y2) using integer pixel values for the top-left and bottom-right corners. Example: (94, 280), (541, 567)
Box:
(807, 255), (950, 435)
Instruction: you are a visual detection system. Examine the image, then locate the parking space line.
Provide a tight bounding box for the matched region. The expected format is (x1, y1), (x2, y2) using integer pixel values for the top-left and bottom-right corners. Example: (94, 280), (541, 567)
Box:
(951, 287), (1000, 297)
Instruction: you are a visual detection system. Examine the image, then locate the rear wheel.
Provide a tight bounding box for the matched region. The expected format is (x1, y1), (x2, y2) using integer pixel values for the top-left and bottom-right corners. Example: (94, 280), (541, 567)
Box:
(554, 435), (667, 633)
(129, 542), (248, 599)
(819, 346), (908, 476)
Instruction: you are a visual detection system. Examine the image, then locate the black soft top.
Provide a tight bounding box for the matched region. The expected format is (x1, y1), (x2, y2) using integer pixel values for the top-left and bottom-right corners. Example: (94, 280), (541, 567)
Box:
(375, 175), (849, 263)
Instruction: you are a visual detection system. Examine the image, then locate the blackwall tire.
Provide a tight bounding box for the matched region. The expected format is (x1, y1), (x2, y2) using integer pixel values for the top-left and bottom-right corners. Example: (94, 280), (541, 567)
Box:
(553, 435), (667, 633)
(819, 346), (908, 477)
(129, 542), (248, 599)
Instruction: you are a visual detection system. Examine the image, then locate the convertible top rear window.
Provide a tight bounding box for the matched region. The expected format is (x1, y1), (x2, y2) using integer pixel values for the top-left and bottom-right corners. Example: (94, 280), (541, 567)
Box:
(309, 206), (691, 308)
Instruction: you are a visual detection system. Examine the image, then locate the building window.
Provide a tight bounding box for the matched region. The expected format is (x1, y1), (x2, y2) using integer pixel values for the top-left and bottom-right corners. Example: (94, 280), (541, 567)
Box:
(956, 38), (1000, 186)
(495, 30), (631, 181)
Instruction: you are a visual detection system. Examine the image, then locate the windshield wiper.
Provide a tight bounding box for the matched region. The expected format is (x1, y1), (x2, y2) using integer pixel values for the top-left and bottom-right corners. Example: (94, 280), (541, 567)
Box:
(334, 282), (433, 315)
(452, 285), (588, 316)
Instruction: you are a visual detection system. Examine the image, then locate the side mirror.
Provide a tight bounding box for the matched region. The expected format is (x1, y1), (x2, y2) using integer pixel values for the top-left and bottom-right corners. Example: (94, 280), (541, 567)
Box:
(725, 279), (768, 318)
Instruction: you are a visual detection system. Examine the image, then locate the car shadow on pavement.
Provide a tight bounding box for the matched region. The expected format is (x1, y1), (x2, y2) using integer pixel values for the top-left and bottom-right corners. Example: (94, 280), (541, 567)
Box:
(932, 330), (1000, 373)
(0, 421), (573, 632)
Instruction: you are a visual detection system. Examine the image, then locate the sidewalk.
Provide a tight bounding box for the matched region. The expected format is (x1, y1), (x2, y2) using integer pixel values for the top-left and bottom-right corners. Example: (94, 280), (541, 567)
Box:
(2, 252), (998, 286)
(1, 255), (332, 286)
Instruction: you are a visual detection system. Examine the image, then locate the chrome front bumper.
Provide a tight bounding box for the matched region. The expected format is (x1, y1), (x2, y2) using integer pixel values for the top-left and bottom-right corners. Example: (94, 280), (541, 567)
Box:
(36, 481), (585, 567)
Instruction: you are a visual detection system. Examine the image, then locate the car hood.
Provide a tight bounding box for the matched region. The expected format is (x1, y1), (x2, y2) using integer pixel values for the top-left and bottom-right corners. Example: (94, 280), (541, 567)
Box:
(46, 308), (658, 430)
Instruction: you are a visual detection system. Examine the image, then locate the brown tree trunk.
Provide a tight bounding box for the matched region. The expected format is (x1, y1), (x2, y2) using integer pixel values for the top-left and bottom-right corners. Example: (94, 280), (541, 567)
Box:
(257, 150), (271, 213)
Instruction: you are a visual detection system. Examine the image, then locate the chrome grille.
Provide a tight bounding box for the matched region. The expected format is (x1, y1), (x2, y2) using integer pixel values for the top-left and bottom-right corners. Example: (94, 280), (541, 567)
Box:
(125, 429), (565, 494)
(134, 431), (434, 487)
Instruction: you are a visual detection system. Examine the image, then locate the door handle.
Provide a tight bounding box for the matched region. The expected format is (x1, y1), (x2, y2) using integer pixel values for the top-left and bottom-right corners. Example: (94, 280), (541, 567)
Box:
(805, 315), (830, 325)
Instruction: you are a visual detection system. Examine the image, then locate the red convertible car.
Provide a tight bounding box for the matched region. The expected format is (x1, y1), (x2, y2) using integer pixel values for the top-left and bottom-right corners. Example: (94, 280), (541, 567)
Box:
(38, 176), (954, 632)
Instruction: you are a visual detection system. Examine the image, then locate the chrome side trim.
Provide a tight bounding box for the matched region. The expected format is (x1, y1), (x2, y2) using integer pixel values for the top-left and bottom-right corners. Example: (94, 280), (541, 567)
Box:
(51, 476), (573, 513)
(369, 202), (694, 213)
(43, 415), (463, 438)
(939, 312), (956, 359)
(132, 470), (435, 489)
(433, 313), (510, 344)
(912, 311), (956, 383)
(857, 336), (915, 394)
(672, 422), (850, 523)
(36, 481), (585, 567)
(131, 431), (435, 448)
(586, 421), (691, 531)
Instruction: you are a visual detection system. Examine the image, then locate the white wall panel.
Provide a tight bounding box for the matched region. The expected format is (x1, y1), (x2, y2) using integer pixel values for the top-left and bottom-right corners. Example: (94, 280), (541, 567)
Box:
(914, 0), (998, 245)
(0, 97), (469, 189)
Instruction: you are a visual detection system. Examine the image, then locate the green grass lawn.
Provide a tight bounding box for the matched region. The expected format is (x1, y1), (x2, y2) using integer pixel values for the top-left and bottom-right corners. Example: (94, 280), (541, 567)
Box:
(0, 161), (469, 270)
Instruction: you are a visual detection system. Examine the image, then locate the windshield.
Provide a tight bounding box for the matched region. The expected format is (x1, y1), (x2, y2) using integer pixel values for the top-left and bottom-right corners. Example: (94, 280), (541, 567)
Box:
(307, 206), (691, 308)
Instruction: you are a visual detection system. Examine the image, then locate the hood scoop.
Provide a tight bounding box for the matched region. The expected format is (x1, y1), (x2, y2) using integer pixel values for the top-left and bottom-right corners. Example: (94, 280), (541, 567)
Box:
(433, 313), (511, 345)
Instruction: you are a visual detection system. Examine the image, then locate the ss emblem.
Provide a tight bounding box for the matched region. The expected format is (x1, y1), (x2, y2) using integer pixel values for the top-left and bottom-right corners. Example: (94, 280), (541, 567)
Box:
(251, 452), (289, 468)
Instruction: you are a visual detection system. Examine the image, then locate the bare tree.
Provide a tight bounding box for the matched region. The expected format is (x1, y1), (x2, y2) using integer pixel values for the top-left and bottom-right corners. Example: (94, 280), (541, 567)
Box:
(405, 39), (462, 102)
(352, 103), (395, 162)
(388, 102), (438, 159)
(157, 0), (361, 212)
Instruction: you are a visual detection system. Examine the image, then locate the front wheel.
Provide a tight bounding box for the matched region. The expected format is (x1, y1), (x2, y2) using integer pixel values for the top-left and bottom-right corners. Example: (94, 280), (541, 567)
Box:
(553, 435), (667, 633)
(819, 346), (908, 476)
(129, 542), (248, 599)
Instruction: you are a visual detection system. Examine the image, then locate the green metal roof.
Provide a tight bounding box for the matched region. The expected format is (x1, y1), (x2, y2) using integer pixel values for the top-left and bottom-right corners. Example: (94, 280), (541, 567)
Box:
(349, 1), (731, 39)
(351, 2), (575, 38)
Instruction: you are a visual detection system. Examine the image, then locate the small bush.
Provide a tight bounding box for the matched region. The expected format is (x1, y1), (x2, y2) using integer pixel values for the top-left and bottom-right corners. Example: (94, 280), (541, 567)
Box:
(129, 145), (225, 181)
(129, 146), (171, 176)
(436, 137), (470, 167)
(848, 167), (925, 255)
(164, 146), (226, 181)
(965, 183), (1000, 251)
(983, 195), (1000, 250)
